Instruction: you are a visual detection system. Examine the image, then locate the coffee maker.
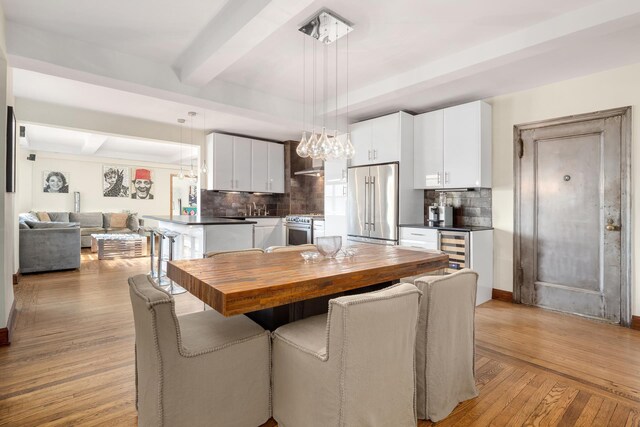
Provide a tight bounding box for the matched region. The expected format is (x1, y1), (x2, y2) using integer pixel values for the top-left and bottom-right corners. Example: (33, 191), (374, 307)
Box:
(428, 193), (454, 227)
(437, 205), (453, 226)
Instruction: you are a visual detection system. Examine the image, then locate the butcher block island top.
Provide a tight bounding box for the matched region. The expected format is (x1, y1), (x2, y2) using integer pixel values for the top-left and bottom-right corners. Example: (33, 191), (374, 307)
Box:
(167, 244), (449, 316)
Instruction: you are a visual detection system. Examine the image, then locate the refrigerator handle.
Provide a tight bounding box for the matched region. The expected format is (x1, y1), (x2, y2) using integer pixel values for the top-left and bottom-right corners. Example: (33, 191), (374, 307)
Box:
(364, 176), (369, 231)
(370, 176), (376, 231)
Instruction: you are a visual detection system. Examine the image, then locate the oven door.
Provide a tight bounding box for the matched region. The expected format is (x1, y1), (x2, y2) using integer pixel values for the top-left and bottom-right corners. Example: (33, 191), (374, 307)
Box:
(286, 224), (312, 246)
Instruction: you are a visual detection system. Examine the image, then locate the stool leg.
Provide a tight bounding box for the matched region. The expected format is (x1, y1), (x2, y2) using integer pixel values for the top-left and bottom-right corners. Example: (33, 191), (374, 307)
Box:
(156, 235), (171, 287)
(168, 236), (186, 295)
(148, 231), (156, 279)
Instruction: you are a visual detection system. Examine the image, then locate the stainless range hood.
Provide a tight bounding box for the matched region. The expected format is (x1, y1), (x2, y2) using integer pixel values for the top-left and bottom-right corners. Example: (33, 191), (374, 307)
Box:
(294, 158), (324, 176)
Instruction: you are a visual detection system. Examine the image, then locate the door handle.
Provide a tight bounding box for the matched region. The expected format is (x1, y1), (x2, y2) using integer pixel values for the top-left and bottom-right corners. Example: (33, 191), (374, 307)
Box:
(606, 219), (620, 231)
(364, 176), (369, 230)
(370, 176), (376, 232)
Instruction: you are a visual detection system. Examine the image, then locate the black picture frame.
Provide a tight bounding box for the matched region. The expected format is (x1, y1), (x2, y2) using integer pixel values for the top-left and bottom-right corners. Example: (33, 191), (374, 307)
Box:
(6, 106), (16, 193)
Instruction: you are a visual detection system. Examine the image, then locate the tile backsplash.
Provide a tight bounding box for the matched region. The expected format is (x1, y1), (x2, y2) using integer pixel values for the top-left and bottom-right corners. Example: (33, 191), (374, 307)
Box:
(200, 141), (324, 217)
(424, 188), (492, 227)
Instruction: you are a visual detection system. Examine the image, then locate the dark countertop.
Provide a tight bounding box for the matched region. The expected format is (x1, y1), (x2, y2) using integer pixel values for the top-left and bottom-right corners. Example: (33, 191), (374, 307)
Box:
(220, 216), (285, 219)
(399, 224), (493, 232)
(144, 215), (257, 225)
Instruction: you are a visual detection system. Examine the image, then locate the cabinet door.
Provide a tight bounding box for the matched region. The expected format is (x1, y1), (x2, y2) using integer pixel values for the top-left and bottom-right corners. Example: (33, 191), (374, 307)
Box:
(371, 113), (400, 164)
(209, 133), (233, 191)
(232, 136), (252, 191)
(444, 102), (480, 188)
(253, 226), (266, 249)
(324, 156), (347, 183)
(324, 158), (348, 244)
(251, 140), (269, 192)
(263, 225), (281, 248)
(414, 110), (444, 189)
(267, 142), (285, 193)
(349, 121), (372, 166)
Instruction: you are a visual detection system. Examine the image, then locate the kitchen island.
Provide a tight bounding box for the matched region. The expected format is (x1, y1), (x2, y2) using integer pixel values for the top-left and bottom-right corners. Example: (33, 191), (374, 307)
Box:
(144, 215), (257, 259)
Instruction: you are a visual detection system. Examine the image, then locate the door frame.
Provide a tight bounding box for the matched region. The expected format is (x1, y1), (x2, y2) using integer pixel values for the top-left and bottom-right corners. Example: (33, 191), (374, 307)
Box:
(513, 106), (632, 326)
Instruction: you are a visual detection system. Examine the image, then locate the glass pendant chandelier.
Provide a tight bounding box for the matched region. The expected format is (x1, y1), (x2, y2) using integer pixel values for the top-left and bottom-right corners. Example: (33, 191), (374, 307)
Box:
(297, 9), (353, 161)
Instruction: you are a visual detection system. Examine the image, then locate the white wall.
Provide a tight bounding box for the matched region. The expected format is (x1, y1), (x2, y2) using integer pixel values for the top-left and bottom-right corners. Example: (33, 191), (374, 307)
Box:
(0, 2), (15, 330)
(19, 151), (181, 219)
(488, 62), (640, 316)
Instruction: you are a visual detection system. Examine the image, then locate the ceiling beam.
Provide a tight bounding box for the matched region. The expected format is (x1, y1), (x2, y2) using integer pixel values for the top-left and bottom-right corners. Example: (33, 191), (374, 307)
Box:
(80, 134), (107, 154)
(175, 0), (315, 87)
(6, 21), (303, 131)
(327, 0), (640, 118)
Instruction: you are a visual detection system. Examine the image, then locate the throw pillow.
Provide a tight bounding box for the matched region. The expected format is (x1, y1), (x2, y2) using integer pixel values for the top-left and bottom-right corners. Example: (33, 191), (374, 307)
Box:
(19, 212), (39, 223)
(127, 214), (140, 232)
(48, 212), (70, 222)
(25, 221), (79, 229)
(36, 212), (51, 222)
(19, 221), (30, 229)
(109, 213), (128, 228)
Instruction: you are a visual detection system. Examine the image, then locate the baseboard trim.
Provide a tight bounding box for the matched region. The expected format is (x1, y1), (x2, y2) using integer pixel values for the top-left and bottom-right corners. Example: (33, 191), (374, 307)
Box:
(0, 299), (17, 346)
(13, 272), (21, 285)
(632, 316), (640, 331)
(492, 288), (514, 303)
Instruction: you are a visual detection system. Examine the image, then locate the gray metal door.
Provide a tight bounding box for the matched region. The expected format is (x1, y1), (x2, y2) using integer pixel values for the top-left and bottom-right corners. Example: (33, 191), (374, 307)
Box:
(369, 163), (398, 241)
(517, 112), (628, 324)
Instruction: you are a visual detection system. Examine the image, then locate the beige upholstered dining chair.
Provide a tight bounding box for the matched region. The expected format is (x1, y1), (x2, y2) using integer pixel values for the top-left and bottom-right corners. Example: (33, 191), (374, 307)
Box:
(204, 247), (265, 258)
(410, 269), (479, 422)
(265, 244), (317, 253)
(128, 274), (271, 427)
(272, 283), (422, 427)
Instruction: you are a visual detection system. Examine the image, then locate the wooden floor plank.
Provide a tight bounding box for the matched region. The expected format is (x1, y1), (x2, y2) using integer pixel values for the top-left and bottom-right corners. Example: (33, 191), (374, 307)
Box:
(574, 395), (604, 427)
(1, 252), (639, 426)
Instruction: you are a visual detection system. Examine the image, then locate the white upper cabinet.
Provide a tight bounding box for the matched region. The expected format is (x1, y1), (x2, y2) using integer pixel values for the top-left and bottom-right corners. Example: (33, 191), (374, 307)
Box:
(207, 133), (285, 193)
(267, 142), (285, 193)
(349, 112), (410, 166)
(414, 101), (492, 189)
(414, 110), (444, 188)
(349, 121), (372, 166)
(233, 137), (252, 191)
(251, 140), (269, 192)
(207, 133), (234, 191)
(371, 113), (400, 164)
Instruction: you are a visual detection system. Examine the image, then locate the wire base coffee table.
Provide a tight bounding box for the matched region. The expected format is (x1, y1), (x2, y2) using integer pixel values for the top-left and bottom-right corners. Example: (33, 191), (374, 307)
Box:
(91, 234), (147, 260)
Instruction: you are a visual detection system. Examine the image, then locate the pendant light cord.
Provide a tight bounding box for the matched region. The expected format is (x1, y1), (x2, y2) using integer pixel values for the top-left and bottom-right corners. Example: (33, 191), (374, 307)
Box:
(302, 34), (306, 133)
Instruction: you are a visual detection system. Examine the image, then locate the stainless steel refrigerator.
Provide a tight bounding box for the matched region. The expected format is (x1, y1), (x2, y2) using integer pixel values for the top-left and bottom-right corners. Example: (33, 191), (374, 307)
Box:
(347, 163), (399, 245)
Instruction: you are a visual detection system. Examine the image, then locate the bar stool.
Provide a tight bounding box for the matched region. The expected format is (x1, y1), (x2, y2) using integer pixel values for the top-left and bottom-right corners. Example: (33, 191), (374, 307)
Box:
(140, 226), (157, 279)
(164, 230), (187, 295)
(155, 228), (171, 288)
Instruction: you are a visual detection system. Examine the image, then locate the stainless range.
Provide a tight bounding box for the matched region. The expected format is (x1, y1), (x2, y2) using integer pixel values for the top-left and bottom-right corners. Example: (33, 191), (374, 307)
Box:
(285, 214), (324, 245)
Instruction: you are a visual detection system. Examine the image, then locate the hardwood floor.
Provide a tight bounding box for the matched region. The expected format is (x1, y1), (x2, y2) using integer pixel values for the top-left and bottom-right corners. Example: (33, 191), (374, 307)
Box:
(1, 252), (639, 426)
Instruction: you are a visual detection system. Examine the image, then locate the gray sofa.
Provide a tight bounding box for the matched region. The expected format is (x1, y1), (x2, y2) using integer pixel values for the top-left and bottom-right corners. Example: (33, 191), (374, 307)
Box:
(21, 211), (142, 248)
(19, 223), (81, 273)
(18, 211), (143, 273)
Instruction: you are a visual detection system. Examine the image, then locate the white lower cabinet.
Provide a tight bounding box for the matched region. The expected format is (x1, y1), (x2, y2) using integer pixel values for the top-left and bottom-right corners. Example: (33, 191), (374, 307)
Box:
(399, 227), (493, 305)
(399, 227), (438, 250)
(253, 218), (285, 249)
